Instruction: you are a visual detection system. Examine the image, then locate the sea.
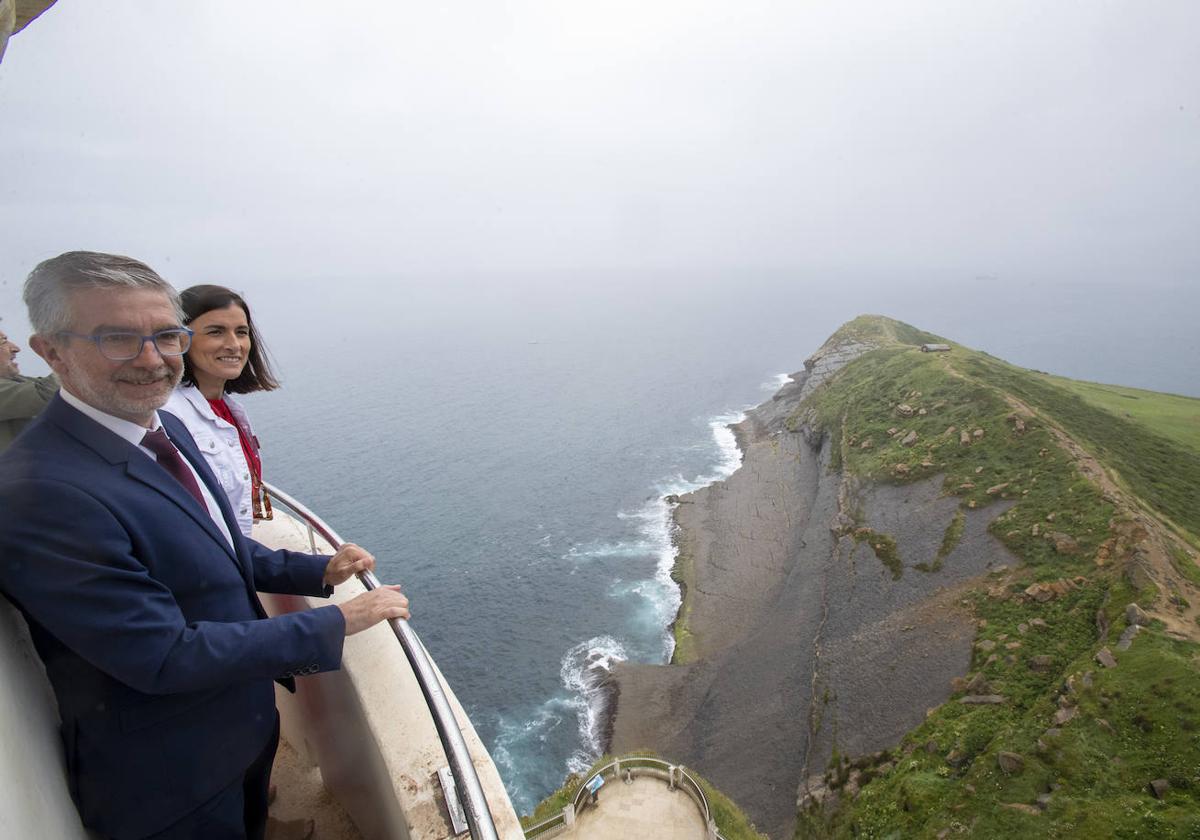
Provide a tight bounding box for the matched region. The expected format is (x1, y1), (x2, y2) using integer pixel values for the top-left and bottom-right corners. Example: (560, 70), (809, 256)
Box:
(241, 274), (1199, 814)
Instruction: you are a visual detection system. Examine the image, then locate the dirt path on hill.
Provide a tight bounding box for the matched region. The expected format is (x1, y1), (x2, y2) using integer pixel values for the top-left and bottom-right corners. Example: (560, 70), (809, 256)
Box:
(1003, 394), (1200, 641)
(941, 354), (1200, 642)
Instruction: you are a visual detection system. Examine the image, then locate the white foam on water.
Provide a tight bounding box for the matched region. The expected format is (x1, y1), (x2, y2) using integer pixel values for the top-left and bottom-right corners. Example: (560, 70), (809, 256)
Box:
(491, 634), (629, 810)
(560, 635), (627, 772)
(491, 696), (578, 813)
(618, 493), (684, 659)
(564, 539), (655, 561)
(607, 408), (751, 661)
(761, 372), (794, 392)
(535, 398), (758, 787)
(707, 410), (746, 481)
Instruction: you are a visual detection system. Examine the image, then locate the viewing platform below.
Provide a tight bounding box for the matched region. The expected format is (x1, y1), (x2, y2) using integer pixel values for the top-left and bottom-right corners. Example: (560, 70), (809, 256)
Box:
(564, 775), (710, 840)
(524, 757), (723, 840)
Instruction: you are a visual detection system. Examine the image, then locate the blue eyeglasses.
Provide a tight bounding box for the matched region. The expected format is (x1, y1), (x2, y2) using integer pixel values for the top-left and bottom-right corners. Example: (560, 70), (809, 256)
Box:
(58, 328), (195, 361)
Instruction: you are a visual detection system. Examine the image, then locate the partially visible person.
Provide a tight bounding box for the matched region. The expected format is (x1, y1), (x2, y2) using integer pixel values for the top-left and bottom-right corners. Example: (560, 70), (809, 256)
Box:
(165, 286), (278, 536)
(0, 321), (59, 452)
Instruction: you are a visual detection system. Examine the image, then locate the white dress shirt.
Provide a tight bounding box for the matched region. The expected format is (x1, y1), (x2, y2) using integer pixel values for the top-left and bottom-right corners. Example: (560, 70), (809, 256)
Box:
(58, 388), (236, 551)
(163, 385), (257, 537)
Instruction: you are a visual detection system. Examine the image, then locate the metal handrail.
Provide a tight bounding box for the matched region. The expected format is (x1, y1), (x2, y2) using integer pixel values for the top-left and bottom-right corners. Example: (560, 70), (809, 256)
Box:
(520, 812), (566, 839)
(263, 482), (500, 840)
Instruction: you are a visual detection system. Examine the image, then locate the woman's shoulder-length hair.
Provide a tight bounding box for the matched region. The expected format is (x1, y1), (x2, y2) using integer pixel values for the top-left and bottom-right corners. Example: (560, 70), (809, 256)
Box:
(179, 284), (280, 394)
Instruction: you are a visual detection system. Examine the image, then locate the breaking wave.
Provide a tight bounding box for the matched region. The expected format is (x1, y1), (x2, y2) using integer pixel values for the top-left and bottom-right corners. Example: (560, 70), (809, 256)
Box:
(561, 635), (627, 772)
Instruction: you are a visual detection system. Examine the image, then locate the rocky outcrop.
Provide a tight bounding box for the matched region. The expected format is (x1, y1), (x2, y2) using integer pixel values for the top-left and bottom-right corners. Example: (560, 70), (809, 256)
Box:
(609, 332), (1021, 839)
(997, 752), (1025, 774)
(1125, 603), (1151, 627)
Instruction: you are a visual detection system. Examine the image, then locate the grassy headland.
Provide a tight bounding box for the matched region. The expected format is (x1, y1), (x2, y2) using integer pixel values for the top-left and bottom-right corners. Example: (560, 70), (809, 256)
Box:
(532, 315), (1199, 839)
(792, 317), (1200, 838)
(1037, 374), (1200, 455)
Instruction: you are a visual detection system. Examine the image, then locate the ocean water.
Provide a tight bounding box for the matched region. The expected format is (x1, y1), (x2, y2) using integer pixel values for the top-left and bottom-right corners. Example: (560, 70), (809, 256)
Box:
(243, 275), (1198, 814)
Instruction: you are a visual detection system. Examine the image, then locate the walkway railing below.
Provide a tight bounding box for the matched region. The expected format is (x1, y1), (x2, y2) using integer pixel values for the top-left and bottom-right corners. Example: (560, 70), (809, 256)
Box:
(263, 482), (500, 840)
(522, 756), (725, 840)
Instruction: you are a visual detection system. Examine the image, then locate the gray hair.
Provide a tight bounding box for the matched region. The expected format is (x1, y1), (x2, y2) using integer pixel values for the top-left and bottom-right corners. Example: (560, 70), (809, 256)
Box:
(23, 251), (183, 336)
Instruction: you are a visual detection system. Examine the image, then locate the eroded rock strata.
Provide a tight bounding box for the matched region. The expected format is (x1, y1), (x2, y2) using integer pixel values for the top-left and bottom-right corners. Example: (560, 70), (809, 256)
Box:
(609, 334), (1019, 839)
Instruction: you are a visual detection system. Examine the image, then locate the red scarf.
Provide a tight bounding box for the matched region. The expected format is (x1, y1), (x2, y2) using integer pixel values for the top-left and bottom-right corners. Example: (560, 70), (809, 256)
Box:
(207, 397), (270, 519)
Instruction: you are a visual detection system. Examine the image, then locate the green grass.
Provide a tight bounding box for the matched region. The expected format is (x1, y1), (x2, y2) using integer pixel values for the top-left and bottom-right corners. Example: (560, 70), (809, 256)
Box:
(1039, 374), (1200, 455)
(521, 767), (587, 828)
(670, 541), (698, 664)
(918, 509), (964, 573)
(826, 314), (947, 349)
(804, 549), (1200, 838)
(798, 345), (1114, 578)
(962, 354), (1200, 540)
(532, 317), (1198, 839)
(1169, 546), (1200, 589)
(788, 320), (1200, 838)
(931, 511), (960, 571)
(853, 528), (902, 579)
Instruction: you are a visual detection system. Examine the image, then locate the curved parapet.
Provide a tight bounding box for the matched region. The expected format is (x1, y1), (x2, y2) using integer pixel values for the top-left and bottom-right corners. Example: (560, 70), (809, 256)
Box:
(254, 498), (524, 840)
(0, 484), (520, 840)
(0, 599), (94, 840)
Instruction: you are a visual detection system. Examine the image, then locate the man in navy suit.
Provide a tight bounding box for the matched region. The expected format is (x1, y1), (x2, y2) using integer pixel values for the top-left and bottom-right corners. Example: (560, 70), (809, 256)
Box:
(0, 252), (412, 840)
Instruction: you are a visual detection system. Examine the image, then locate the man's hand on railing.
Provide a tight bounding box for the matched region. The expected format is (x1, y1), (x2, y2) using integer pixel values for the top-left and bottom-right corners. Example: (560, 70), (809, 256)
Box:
(322, 542), (375, 588)
(339, 585), (411, 635)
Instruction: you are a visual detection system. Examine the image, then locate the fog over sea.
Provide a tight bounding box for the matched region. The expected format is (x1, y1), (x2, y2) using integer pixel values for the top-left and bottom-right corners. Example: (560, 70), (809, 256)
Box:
(241, 275), (1197, 813)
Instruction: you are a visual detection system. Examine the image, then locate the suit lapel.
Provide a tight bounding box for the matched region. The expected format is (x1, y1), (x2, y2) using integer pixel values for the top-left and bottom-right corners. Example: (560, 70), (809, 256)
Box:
(166, 423), (265, 615)
(160, 412), (256, 586)
(124, 454), (241, 566)
(47, 396), (244, 571)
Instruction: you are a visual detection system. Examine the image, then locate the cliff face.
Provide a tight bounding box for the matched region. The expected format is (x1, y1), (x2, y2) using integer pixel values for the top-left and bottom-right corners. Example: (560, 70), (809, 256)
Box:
(610, 323), (1019, 838)
(610, 315), (1200, 838)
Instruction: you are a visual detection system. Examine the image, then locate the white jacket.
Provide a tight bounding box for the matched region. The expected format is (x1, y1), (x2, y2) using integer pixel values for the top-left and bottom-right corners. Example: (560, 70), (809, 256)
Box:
(163, 385), (259, 536)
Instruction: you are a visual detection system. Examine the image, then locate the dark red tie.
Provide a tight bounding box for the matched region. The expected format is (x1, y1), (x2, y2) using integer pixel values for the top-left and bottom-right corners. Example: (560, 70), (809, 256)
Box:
(141, 429), (206, 509)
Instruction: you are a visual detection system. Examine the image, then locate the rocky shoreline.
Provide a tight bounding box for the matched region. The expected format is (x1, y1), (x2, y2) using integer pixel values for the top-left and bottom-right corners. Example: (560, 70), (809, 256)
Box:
(606, 333), (1021, 839)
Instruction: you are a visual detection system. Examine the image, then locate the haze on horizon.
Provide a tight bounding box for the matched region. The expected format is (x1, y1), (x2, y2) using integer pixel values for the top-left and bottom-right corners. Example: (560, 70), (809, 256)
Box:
(1, 2), (1197, 379)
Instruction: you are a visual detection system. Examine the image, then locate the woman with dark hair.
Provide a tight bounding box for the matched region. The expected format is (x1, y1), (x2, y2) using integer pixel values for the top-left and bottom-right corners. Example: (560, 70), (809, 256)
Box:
(164, 285), (279, 536)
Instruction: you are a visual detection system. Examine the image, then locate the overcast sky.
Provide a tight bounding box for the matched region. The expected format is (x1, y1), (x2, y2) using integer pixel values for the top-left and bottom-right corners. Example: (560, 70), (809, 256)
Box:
(1, 1), (1197, 355)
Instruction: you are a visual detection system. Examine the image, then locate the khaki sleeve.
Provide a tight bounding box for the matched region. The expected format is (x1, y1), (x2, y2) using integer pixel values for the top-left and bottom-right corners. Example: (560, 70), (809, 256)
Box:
(0, 375), (58, 421)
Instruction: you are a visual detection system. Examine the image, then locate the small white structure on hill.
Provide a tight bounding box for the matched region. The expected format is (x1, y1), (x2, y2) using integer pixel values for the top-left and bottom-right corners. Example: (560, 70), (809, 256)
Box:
(921, 343), (951, 353)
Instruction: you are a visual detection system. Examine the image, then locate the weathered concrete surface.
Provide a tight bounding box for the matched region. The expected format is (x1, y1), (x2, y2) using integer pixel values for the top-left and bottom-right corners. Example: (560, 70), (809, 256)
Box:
(256, 511), (526, 840)
(564, 776), (709, 840)
(610, 337), (1020, 839)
